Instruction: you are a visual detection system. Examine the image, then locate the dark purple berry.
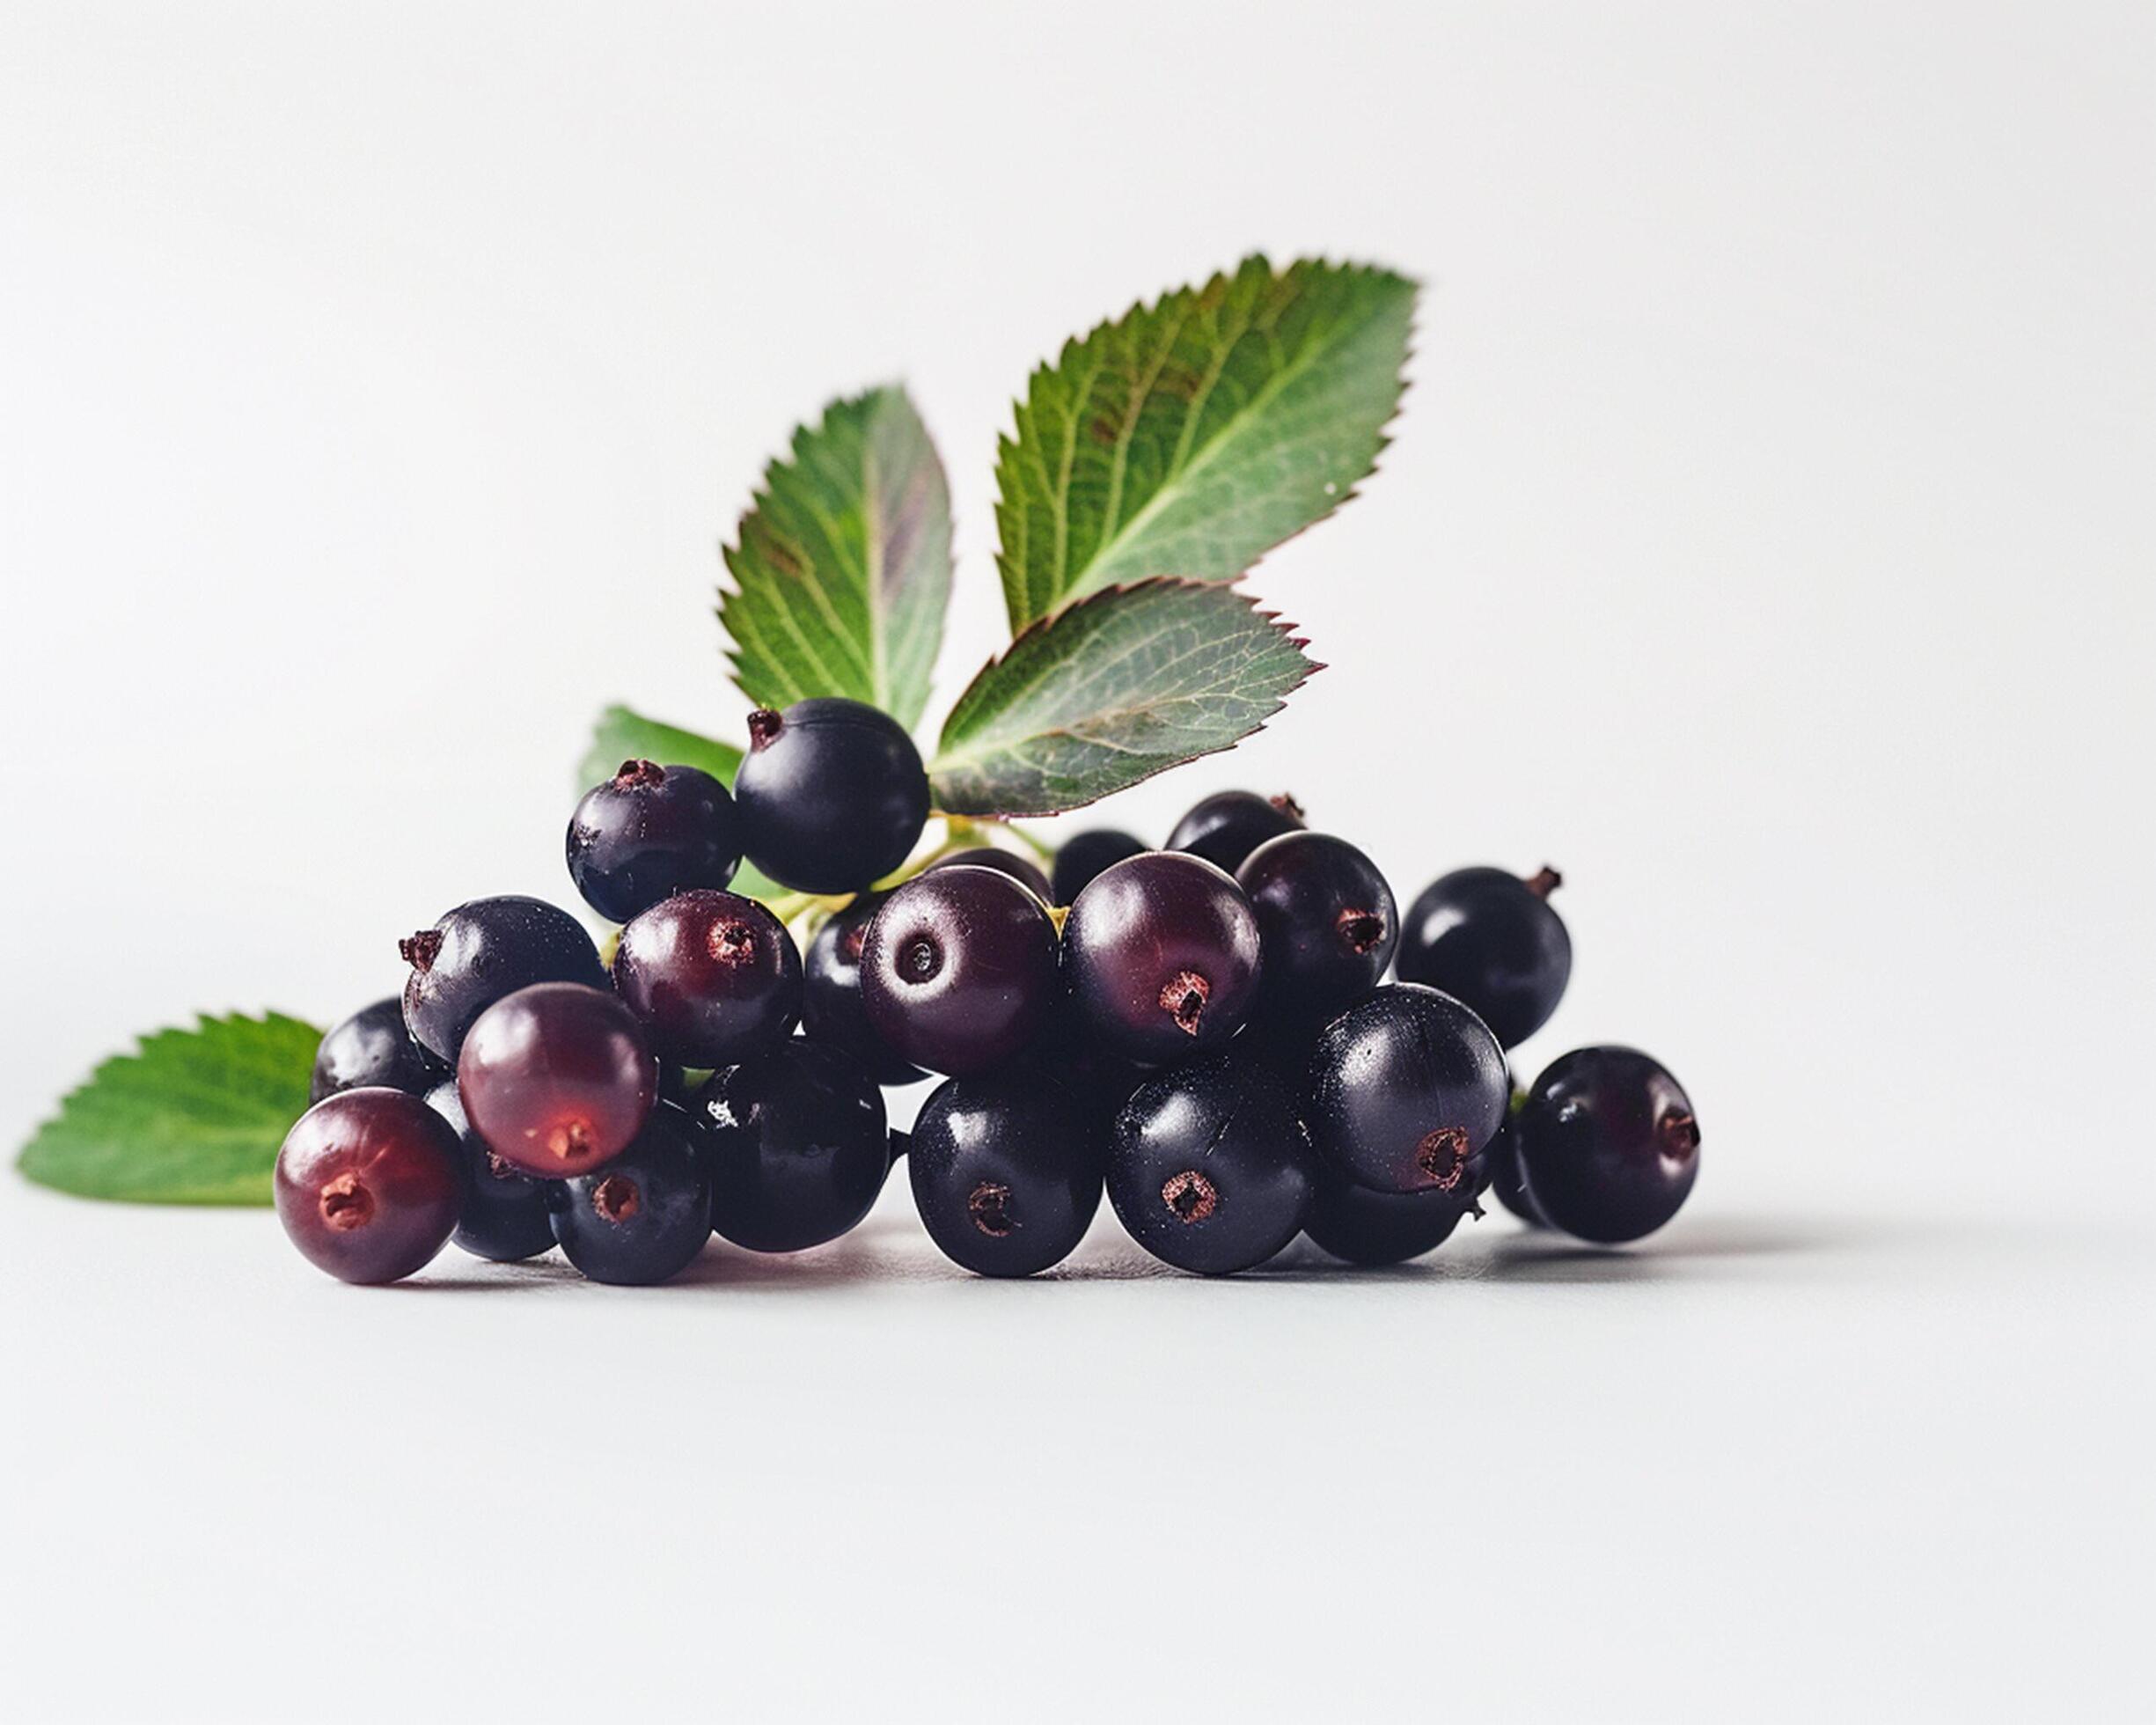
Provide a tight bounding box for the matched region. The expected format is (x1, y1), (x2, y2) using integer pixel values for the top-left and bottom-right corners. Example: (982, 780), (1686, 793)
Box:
(859, 867), (1060, 1075)
(1305, 984), (1509, 1195)
(732, 698), (929, 892)
(1063, 852), (1262, 1062)
(693, 1041), (890, 1252)
(802, 893), (927, 1086)
(565, 758), (744, 922)
(311, 997), (444, 1103)
(275, 1089), (463, 1284)
(1236, 832), (1397, 1034)
(456, 981), (657, 1178)
(612, 889), (803, 1068)
(1043, 1009), (1154, 1130)
(425, 1081), (554, 1262)
(1108, 1056), (1317, 1276)
(1485, 1097), (1547, 1226)
(1302, 1171), (1470, 1266)
(908, 1071), (1104, 1277)
(926, 847), (1052, 903)
(547, 1102), (713, 1284)
(1048, 829), (1148, 906)
(1166, 789), (1305, 874)
(1513, 1047), (1698, 1244)
(1395, 866), (1572, 1049)
(400, 896), (607, 1065)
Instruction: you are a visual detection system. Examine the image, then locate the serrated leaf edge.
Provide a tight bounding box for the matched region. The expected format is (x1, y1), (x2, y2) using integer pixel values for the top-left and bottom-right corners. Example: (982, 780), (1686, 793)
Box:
(931, 576), (1324, 817)
(16, 1009), (323, 1206)
(993, 254), (1419, 630)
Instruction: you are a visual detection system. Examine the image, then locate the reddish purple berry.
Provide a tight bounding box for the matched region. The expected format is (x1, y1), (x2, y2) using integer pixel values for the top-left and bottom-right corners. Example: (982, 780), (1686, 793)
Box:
(275, 1088), (464, 1284)
(612, 889), (802, 1068)
(456, 981), (657, 1178)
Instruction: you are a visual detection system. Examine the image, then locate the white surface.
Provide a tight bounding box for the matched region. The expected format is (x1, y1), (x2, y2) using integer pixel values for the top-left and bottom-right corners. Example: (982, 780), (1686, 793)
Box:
(3, 3), (2152, 1721)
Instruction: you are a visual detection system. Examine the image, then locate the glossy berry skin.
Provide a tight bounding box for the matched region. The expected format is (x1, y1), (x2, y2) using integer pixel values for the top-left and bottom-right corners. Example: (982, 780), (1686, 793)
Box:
(275, 1088), (464, 1284)
(1049, 829), (1148, 906)
(400, 895), (607, 1065)
(1044, 1007), (1154, 1131)
(1109, 1056), (1317, 1276)
(1485, 1105), (1548, 1227)
(612, 889), (802, 1068)
(732, 699), (929, 892)
(311, 997), (444, 1103)
(1303, 1172), (1470, 1266)
(1395, 867), (1572, 1049)
(693, 1041), (890, 1252)
(1166, 789), (1305, 874)
(425, 1081), (554, 1262)
(926, 847), (1052, 904)
(909, 1070), (1104, 1277)
(547, 1102), (713, 1285)
(1305, 984), (1510, 1195)
(1063, 852), (1262, 1062)
(1236, 832), (1398, 1035)
(859, 867), (1061, 1075)
(802, 893), (927, 1087)
(1513, 1046), (1698, 1244)
(456, 982), (657, 1178)
(565, 758), (743, 922)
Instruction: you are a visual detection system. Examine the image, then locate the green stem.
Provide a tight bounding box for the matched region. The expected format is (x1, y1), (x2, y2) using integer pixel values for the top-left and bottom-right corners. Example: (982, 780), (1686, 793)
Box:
(760, 890), (850, 926)
(993, 820), (1057, 862)
(758, 818), (1061, 927)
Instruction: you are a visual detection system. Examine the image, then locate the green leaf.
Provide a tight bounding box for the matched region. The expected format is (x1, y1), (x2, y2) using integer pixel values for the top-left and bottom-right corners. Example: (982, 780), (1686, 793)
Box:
(719, 385), (954, 730)
(994, 256), (1415, 629)
(17, 1012), (322, 1206)
(930, 579), (1319, 817)
(578, 705), (745, 794)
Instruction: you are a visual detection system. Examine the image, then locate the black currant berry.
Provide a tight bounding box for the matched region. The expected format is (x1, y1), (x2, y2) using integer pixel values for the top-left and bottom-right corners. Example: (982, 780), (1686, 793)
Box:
(1108, 1056), (1317, 1276)
(1049, 828), (1148, 906)
(400, 895), (607, 1065)
(565, 758), (744, 922)
(732, 698), (929, 892)
(1302, 1172), (1470, 1266)
(311, 997), (444, 1103)
(1166, 789), (1305, 874)
(1395, 866), (1572, 1049)
(1305, 984), (1510, 1194)
(802, 893), (928, 1086)
(1513, 1046), (1698, 1244)
(693, 1041), (890, 1252)
(275, 1088), (464, 1284)
(612, 888), (803, 1068)
(1043, 1009), (1155, 1131)
(1236, 832), (1397, 1034)
(908, 1070), (1105, 1277)
(425, 1080), (554, 1262)
(926, 847), (1052, 903)
(456, 981), (657, 1178)
(547, 1102), (713, 1285)
(1063, 852), (1262, 1062)
(1485, 1097), (1548, 1226)
(859, 866), (1061, 1075)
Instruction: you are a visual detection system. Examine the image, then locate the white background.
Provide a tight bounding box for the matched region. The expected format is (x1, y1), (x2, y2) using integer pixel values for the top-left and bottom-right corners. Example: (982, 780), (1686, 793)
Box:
(4, 3), (2152, 1720)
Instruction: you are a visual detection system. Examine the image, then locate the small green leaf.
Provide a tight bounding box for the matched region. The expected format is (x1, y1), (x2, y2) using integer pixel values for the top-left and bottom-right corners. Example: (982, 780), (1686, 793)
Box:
(930, 579), (1319, 817)
(577, 705), (744, 795)
(995, 256), (1415, 629)
(720, 385), (954, 729)
(17, 1012), (323, 1206)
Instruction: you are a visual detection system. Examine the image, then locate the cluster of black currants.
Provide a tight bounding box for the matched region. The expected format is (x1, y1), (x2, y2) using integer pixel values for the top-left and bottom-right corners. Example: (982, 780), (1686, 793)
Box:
(275, 695), (1698, 1286)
